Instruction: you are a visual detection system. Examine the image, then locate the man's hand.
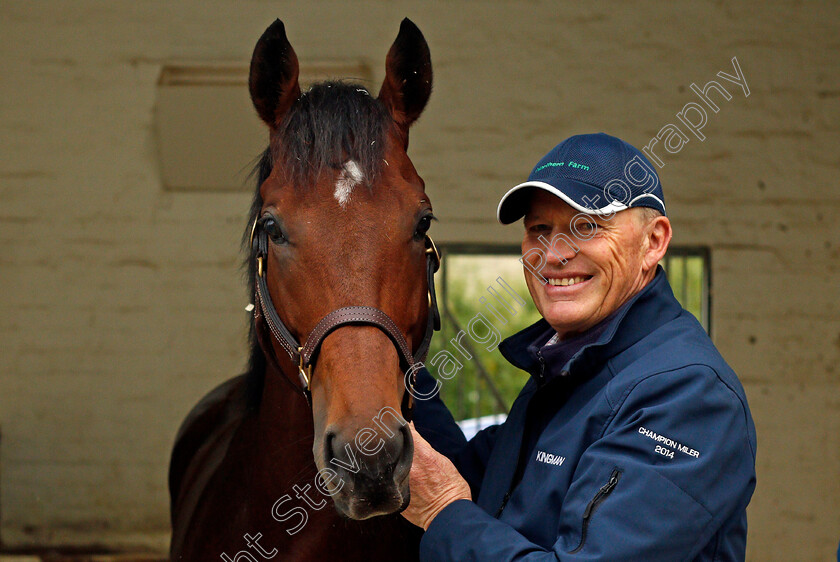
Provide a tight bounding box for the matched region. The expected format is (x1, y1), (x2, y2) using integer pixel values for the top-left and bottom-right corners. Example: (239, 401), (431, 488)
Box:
(402, 422), (472, 530)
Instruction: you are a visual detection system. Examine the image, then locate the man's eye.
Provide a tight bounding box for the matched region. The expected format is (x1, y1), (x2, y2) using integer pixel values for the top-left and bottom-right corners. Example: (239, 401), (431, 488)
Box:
(529, 224), (551, 233)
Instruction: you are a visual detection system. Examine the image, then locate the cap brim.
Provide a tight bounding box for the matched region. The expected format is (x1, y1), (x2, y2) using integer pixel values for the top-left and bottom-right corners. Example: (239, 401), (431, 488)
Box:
(496, 180), (629, 224)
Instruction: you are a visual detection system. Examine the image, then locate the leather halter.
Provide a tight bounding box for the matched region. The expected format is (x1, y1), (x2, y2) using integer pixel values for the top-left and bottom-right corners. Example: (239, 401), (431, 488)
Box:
(249, 218), (441, 418)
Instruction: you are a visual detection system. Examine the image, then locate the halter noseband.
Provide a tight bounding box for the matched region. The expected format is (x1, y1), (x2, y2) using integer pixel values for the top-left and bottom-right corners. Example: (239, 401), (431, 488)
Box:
(249, 217), (441, 417)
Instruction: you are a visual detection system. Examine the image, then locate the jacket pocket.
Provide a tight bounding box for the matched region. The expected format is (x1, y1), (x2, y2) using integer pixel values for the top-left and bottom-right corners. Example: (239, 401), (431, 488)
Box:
(569, 468), (622, 554)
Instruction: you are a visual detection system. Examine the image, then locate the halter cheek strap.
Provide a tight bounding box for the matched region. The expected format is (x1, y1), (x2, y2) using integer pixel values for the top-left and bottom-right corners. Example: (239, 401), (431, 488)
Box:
(250, 222), (441, 417)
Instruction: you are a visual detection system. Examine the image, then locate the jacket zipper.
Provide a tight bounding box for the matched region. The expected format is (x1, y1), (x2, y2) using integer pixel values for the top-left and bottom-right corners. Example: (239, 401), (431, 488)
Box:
(495, 491), (511, 517)
(536, 350), (546, 385)
(569, 469), (622, 554)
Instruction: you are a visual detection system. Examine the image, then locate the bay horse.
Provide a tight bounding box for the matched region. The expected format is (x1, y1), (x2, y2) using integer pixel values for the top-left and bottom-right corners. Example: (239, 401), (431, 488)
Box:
(168, 18), (440, 561)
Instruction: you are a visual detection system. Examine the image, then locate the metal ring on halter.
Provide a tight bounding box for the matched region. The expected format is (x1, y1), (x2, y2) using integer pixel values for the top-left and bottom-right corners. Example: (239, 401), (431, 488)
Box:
(424, 235), (440, 271)
(297, 347), (312, 389)
(252, 217), (265, 278)
(249, 216), (259, 248)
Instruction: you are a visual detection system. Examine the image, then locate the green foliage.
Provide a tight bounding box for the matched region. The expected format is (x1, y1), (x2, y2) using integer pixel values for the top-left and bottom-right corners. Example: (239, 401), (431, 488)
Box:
(427, 255), (542, 421)
(661, 255), (707, 327)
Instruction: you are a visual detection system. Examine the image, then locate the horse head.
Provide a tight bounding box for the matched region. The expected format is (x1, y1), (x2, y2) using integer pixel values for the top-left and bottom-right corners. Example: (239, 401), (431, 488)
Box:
(247, 18), (436, 521)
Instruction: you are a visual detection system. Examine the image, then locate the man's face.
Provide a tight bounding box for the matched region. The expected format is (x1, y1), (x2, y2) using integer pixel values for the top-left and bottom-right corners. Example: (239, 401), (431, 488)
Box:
(521, 190), (660, 339)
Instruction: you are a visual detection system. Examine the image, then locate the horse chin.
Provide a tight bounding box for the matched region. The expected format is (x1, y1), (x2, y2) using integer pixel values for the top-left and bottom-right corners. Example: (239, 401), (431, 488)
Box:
(331, 477), (411, 521)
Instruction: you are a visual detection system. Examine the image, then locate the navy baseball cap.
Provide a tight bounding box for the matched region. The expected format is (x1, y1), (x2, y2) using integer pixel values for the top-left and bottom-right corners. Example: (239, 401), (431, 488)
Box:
(497, 133), (666, 224)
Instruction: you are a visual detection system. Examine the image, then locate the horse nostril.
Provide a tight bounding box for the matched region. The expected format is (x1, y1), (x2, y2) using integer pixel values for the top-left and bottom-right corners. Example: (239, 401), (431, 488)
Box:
(399, 423), (410, 449)
(395, 423), (413, 469)
(324, 430), (337, 463)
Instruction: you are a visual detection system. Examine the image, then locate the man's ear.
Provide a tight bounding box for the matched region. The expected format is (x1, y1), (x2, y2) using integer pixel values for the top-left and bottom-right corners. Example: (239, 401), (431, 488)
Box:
(642, 216), (672, 272)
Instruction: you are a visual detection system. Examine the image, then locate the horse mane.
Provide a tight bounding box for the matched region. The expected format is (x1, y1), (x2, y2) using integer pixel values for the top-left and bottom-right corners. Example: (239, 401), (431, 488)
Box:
(240, 81), (390, 409)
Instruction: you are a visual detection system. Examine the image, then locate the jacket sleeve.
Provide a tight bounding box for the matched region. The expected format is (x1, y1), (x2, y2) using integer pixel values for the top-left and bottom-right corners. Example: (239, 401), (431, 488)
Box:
(420, 365), (757, 561)
(411, 367), (503, 495)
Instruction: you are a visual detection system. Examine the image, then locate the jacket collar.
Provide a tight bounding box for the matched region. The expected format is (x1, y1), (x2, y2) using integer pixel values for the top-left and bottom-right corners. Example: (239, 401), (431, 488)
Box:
(498, 266), (683, 384)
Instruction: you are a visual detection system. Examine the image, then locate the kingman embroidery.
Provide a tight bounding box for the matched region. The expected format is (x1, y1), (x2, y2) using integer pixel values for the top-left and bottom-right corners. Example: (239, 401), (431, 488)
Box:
(535, 450), (566, 466)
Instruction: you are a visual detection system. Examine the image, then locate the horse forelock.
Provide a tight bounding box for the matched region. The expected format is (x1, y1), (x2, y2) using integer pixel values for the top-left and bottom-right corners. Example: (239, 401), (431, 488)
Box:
(272, 80), (390, 191)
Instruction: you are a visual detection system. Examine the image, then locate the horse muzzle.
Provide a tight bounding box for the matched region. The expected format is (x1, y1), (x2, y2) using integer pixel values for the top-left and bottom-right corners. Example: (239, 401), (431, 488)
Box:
(316, 422), (413, 520)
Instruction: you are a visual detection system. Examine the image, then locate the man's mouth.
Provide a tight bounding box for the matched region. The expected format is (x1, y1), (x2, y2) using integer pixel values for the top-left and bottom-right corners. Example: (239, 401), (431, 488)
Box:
(547, 275), (592, 287)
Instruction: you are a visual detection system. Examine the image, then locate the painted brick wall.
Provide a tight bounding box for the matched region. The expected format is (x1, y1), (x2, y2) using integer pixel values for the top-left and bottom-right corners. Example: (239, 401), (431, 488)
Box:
(1, 1), (838, 558)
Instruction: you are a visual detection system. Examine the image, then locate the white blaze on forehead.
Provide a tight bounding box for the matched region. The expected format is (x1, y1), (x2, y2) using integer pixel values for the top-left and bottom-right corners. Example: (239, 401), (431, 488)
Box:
(334, 160), (364, 207)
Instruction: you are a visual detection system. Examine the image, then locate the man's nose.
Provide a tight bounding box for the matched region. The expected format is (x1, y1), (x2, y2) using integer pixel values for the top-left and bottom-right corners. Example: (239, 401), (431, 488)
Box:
(540, 230), (580, 265)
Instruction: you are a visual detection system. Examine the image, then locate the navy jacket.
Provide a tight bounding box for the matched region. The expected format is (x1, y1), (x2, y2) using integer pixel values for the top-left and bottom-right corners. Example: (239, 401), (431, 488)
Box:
(414, 267), (757, 561)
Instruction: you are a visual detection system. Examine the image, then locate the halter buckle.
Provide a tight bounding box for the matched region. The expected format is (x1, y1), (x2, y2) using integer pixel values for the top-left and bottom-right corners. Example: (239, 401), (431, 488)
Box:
(257, 255), (264, 278)
(298, 347), (312, 390)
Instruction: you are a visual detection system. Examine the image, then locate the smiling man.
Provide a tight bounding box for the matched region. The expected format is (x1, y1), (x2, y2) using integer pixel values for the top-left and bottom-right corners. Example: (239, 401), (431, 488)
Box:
(404, 133), (758, 560)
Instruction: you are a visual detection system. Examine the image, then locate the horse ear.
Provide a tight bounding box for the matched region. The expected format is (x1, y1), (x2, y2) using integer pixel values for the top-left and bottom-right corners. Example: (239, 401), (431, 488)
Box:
(249, 19), (301, 129)
(378, 18), (433, 141)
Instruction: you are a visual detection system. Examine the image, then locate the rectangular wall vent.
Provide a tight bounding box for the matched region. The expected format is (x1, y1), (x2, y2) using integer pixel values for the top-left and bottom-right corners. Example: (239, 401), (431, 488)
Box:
(154, 61), (373, 191)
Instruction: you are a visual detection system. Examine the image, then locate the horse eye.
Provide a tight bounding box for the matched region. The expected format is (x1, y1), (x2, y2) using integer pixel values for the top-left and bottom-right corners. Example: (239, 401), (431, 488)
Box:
(263, 217), (287, 243)
(414, 215), (433, 239)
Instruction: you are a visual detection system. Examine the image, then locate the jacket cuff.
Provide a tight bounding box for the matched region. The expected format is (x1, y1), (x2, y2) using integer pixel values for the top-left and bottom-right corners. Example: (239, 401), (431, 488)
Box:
(420, 499), (490, 561)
